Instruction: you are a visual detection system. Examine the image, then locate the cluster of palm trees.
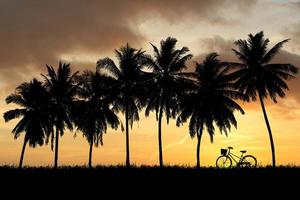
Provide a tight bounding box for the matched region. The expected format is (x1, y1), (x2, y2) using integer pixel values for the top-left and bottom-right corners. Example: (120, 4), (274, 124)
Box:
(3, 32), (298, 169)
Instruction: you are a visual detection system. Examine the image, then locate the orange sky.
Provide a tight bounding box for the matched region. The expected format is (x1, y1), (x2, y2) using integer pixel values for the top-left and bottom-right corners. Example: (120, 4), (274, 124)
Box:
(0, 0), (300, 167)
(1, 94), (299, 167)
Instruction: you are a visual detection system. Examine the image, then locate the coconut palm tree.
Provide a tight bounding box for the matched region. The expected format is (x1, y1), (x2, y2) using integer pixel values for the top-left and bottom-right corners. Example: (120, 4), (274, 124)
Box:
(42, 62), (80, 168)
(3, 79), (51, 168)
(231, 31), (298, 167)
(176, 53), (245, 168)
(143, 37), (193, 167)
(96, 44), (146, 167)
(72, 71), (121, 168)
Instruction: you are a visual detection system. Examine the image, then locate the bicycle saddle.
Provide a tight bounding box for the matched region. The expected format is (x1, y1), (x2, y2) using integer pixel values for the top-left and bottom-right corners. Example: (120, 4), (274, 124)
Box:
(240, 150), (247, 153)
(228, 146), (233, 149)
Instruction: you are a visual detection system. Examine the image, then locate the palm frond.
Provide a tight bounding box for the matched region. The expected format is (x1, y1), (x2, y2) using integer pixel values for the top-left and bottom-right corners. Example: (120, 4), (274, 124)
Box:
(3, 109), (26, 122)
(262, 39), (290, 64)
(97, 57), (120, 78)
(150, 43), (161, 59)
(5, 94), (26, 106)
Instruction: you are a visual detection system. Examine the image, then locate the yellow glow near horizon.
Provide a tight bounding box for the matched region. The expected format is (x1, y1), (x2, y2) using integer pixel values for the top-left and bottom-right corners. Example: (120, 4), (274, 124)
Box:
(1, 98), (300, 167)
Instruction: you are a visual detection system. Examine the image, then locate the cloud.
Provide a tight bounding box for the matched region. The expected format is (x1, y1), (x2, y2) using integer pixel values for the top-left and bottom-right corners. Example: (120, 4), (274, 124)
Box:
(0, 1), (145, 91)
(0, 0), (258, 93)
(136, 0), (257, 24)
(197, 35), (236, 61)
(283, 22), (300, 53)
(289, 1), (300, 8)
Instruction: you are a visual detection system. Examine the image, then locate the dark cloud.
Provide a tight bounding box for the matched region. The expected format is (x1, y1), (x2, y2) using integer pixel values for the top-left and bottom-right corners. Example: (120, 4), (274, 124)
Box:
(290, 2), (300, 8)
(196, 35), (236, 62)
(0, 0), (258, 92)
(0, 1), (143, 91)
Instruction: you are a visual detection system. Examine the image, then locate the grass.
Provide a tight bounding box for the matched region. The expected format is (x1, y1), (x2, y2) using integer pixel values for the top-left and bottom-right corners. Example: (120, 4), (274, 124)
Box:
(1, 165), (300, 179)
(1, 165), (299, 196)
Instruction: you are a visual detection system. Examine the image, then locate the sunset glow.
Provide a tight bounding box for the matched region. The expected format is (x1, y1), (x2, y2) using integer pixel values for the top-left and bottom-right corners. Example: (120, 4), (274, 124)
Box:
(0, 0), (299, 167)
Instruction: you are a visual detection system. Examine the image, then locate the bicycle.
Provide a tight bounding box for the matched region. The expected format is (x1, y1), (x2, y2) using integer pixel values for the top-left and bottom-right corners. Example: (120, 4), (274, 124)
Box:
(216, 146), (257, 168)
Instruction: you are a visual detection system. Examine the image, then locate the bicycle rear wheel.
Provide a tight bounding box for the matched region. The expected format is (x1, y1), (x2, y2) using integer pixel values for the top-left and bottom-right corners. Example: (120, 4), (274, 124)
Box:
(240, 155), (257, 168)
(216, 155), (232, 168)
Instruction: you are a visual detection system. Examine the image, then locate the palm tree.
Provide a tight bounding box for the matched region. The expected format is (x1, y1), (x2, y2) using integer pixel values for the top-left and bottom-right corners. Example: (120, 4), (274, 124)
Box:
(42, 62), (80, 168)
(177, 53), (245, 168)
(96, 44), (146, 167)
(3, 79), (51, 168)
(72, 71), (121, 168)
(231, 31), (298, 167)
(143, 37), (193, 167)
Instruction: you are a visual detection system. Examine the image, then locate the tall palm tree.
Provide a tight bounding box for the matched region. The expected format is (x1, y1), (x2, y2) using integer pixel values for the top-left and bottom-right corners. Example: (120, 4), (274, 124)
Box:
(143, 37), (193, 167)
(177, 53), (245, 168)
(42, 62), (80, 168)
(231, 31), (298, 167)
(72, 71), (121, 168)
(3, 79), (51, 168)
(97, 44), (146, 167)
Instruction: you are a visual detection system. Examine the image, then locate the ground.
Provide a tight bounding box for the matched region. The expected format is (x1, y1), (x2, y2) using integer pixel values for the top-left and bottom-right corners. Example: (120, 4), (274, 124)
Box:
(0, 166), (299, 197)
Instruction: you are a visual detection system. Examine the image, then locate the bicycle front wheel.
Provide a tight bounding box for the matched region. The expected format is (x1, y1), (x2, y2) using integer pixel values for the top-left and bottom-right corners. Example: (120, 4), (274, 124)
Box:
(240, 155), (257, 168)
(216, 155), (232, 168)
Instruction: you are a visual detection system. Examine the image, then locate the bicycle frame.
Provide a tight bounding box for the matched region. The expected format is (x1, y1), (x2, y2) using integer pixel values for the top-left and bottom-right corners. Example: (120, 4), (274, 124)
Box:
(226, 150), (244, 164)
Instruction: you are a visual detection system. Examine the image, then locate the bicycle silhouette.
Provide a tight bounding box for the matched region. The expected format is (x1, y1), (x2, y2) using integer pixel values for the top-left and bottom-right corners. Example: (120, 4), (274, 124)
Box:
(216, 147), (257, 168)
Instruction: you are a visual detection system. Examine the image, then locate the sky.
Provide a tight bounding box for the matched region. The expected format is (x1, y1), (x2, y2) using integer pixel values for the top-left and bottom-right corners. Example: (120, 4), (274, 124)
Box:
(0, 0), (300, 167)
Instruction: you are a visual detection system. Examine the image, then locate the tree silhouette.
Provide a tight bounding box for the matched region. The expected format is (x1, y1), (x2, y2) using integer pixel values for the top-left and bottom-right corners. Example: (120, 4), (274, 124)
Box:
(3, 79), (51, 168)
(177, 53), (245, 168)
(72, 71), (121, 168)
(97, 44), (146, 167)
(2, 34), (298, 168)
(231, 31), (298, 167)
(143, 37), (193, 167)
(42, 62), (80, 168)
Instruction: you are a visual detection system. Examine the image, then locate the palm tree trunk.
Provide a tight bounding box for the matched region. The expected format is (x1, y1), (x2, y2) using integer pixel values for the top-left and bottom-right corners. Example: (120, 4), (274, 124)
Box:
(88, 138), (93, 168)
(259, 93), (276, 167)
(196, 125), (203, 169)
(125, 103), (130, 167)
(19, 137), (28, 169)
(54, 128), (59, 169)
(158, 105), (163, 167)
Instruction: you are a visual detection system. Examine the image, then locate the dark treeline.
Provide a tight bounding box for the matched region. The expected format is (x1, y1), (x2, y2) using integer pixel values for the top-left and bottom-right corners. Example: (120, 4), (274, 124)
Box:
(3, 31), (298, 168)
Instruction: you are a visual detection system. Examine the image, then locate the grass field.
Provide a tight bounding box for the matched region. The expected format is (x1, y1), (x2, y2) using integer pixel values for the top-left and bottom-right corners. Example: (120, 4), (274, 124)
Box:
(1, 165), (299, 197)
(1, 165), (299, 181)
